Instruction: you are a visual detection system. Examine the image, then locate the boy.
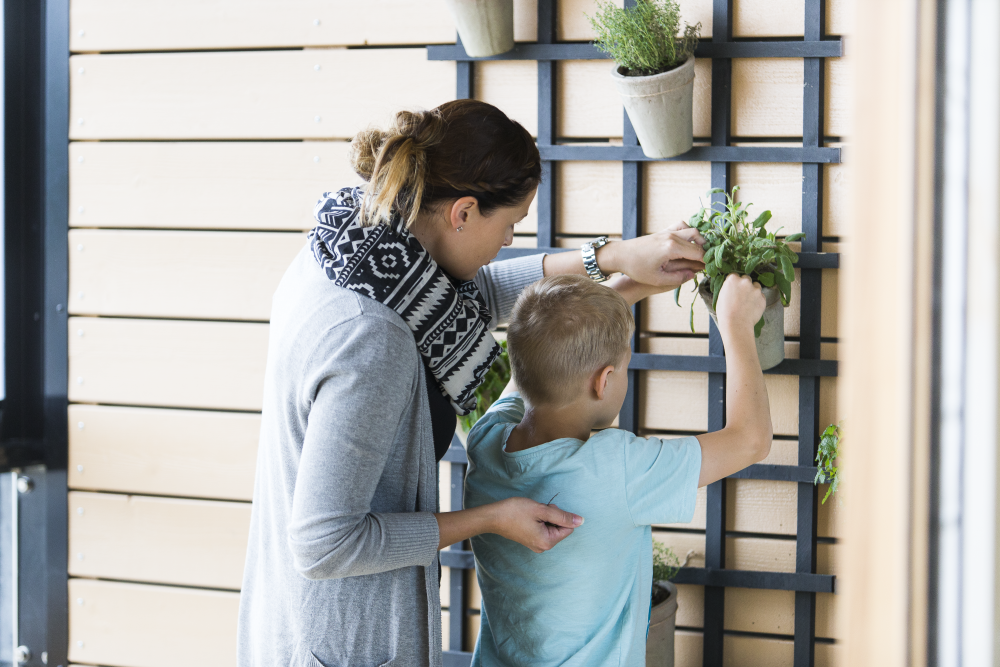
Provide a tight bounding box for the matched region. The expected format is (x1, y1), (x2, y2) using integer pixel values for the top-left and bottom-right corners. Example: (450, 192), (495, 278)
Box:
(464, 273), (772, 666)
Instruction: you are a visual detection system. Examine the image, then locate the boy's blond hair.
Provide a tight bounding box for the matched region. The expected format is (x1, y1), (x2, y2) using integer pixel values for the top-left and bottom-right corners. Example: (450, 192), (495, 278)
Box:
(507, 274), (634, 406)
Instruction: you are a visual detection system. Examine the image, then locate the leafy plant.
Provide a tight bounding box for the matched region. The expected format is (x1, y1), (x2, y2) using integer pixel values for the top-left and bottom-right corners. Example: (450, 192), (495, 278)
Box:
(814, 423), (842, 504)
(651, 541), (680, 603)
(458, 340), (511, 431)
(677, 185), (804, 336)
(587, 0), (701, 77)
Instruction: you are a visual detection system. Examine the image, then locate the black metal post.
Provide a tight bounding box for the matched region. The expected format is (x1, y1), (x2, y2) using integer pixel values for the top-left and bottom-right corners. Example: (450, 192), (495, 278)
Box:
(535, 0), (557, 250)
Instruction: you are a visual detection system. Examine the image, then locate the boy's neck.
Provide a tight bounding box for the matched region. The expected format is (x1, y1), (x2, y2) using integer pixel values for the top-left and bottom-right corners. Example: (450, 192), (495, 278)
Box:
(505, 402), (603, 453)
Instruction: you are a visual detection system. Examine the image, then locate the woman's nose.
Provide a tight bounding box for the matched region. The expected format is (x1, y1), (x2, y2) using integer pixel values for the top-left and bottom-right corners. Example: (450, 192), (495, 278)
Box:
(503, 228), (514, 247)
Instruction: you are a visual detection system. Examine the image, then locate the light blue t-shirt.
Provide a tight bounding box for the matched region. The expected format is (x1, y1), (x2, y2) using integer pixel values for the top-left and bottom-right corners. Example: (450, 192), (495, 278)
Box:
(464, 394), (702, 667)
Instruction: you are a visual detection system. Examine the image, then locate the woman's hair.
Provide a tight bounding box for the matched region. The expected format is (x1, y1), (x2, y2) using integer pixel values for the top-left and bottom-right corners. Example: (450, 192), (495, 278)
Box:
(349, 100), (541, 228)
(507, 275), (635, 407)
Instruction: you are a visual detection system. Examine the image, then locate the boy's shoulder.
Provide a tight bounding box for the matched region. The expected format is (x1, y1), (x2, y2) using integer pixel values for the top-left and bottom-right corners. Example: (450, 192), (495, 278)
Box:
(467, 393), (525, 452)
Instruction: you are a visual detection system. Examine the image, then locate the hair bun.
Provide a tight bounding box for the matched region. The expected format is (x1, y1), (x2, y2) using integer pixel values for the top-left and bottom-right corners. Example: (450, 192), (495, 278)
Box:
(349, 128), (387, 181)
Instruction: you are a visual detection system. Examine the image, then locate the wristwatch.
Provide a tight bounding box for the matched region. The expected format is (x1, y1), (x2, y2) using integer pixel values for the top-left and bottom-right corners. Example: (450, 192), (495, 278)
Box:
(581, 236), (611, 282)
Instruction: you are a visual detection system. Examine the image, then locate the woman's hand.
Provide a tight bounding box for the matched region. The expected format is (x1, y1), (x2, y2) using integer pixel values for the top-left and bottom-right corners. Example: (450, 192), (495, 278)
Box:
(491, 497), (584, 553)
(435, 497), (583, 553)
(598, 221), (706, 289)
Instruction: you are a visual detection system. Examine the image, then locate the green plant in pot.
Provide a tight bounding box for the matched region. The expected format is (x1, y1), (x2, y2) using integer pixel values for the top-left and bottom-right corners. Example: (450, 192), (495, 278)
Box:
(588, 0), (701, 158)
(648, 542), (681, 665)
(680, 186), (804, 370)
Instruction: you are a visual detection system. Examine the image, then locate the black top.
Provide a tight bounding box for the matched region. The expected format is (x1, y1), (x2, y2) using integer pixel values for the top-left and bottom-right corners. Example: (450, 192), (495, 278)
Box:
(425, 367), (457, 462)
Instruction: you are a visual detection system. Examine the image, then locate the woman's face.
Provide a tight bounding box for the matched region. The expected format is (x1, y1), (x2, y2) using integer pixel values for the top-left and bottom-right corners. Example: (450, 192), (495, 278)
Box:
(431, 189), (537, 280)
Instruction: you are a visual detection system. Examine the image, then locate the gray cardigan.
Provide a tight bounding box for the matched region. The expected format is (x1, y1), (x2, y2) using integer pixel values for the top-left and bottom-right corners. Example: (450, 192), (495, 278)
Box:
(237, 244), (544, 667)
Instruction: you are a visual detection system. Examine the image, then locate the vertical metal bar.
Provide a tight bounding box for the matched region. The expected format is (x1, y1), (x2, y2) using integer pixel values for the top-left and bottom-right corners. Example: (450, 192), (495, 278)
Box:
(456, 60), (473, 101)
(449, 460), (468, 653)
(536, 0), (557, 249)
(620, 109), (641, 433)
(704, 1), (732, 665)
(794, 3), (825, 665)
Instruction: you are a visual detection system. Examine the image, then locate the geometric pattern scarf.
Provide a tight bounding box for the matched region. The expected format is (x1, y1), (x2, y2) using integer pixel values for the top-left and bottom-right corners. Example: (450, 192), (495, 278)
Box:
(309, 186), (501, 415)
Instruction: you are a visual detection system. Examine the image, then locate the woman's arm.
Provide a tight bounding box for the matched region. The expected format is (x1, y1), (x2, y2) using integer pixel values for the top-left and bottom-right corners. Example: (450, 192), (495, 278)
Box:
(435, 498), (582, 553)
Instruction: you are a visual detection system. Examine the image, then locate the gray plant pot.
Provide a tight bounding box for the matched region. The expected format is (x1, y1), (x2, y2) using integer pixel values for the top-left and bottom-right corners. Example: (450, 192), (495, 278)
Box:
(445, 0), (514, 58)
(699, 279), (785, 371)
(611, 56), (696, 159)
(647, 581), (678, 666)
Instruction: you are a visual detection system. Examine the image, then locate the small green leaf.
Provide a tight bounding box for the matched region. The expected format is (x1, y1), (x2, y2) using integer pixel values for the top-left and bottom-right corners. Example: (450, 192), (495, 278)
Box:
(753, 315), (765, 338)
(784, 232), (806, 242)
(719, 260), (734, 274)
(707, 187), (725, 195)
(780, 255), (795, 283)
(775, 273), (792, 305)
(757, 272), (775, 287)
(674, 286), (682, 307)
(751, 210), (772, 229)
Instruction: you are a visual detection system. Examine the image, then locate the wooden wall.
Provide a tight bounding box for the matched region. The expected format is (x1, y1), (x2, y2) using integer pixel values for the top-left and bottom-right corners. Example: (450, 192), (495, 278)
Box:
(66, 1), (851, 665)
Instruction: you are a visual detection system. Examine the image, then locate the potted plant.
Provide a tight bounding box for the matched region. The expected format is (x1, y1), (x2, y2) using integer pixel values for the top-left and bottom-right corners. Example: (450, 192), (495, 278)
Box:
(679, 186), (804, 370)
(445, 0), (515, 58)
(648, 541), (681, 666)
(814, 423), (842, 504)
(588, 0), (701, 158)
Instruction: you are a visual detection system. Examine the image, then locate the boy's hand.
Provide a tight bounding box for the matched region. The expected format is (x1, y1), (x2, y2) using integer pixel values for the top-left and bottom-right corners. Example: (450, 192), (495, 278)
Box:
(492, 497), (584, 554)
(715, 274), (766, 334)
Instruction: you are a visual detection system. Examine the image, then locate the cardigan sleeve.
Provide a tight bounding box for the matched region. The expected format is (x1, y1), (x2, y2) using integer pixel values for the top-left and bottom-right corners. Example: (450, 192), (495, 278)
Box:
(473, 253), (546, 330)
(287, 313), (440, 580)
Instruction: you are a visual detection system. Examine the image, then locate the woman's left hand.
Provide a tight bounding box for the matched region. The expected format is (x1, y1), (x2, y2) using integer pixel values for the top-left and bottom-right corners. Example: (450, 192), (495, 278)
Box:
(598, 221), (706, 289)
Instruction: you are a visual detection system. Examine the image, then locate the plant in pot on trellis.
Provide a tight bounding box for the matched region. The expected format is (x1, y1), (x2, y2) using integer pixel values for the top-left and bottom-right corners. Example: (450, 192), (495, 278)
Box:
(588, 0), (701, 158)
(648, 542), (682, 666)
(680, 186), (804, 370)
(444, 0), (515, 58)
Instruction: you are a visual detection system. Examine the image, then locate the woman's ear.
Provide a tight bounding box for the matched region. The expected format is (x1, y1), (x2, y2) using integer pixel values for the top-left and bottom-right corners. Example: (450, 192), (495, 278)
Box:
(593, 365), (616, 401)
(448, 196), (480, 231)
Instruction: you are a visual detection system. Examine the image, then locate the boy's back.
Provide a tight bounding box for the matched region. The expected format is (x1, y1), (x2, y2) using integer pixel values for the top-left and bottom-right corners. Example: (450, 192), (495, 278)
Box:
(465, 394), (701, 667)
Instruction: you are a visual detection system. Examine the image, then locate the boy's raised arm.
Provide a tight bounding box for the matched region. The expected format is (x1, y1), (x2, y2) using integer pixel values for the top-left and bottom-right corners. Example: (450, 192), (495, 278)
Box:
(695, 274), (773, 487)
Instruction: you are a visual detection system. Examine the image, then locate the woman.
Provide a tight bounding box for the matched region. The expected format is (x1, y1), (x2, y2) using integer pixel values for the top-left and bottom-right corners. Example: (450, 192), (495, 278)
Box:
(237, 99), (705, 667)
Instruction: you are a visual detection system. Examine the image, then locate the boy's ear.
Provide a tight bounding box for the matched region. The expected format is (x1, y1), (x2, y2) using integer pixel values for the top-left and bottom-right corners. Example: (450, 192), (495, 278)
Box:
(593, 365), (615, 401)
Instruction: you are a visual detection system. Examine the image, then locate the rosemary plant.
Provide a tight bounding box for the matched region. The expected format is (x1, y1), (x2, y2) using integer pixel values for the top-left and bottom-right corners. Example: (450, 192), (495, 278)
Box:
(588, 0), (701, 76)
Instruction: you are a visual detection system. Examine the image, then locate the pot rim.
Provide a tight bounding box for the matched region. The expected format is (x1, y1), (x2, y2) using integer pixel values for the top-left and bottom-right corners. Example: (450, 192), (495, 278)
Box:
(610, 55), (696, 89)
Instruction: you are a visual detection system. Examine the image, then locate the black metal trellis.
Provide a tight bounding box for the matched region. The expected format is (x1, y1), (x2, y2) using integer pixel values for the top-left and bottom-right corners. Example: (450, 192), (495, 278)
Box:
(433, 0), (839, 664)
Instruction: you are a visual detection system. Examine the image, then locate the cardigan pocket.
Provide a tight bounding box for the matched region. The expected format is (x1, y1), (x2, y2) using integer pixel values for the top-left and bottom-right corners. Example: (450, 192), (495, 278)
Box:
(303, 650), (397, 667)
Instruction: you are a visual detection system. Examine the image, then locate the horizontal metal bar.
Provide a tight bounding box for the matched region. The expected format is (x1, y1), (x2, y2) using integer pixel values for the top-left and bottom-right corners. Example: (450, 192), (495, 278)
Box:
(427, 39), (842, 61)
(671, 567), (835, 593)
(630, 354), (838, 377)
(539, 145), (841, 164)
(443, 651), (473, 667)
(440, 550), (477, 569)
(729, 464), (819, 483)
(495, 247), (839, 269)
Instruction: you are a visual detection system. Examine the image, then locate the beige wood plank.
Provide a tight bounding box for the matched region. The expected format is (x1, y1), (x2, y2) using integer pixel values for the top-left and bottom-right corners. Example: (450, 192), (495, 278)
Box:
(71, 0), (541, 52)
(826, 0), (854, 36)
(68, 404), (259, 501)
(556, 161), (623, 235)
(69, 578), (239, 667)
(475, 60), (538, 138)
(466, 612), (482, 652)
(675, 629), (703, 667)
(731, 59), (803, 138)
(69, 317), (268, 411)
(69, 230), (304, 320)
(824, 143), (850, 237)
(69, 491), (250, 589)
(70, 49), (455, 140)
(826, 56), (853, 138)
(644, 161), (713, 236)
(723, 634), (792, 666)
(69, 141), (357, 231)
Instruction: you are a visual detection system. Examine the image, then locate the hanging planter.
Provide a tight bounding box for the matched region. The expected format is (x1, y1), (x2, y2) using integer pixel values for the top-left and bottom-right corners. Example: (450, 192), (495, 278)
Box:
(647, 581), (679, 666)
(588, 0), (701, 158)
(445, 0), (515, 58)
(679, 186), (804, 371)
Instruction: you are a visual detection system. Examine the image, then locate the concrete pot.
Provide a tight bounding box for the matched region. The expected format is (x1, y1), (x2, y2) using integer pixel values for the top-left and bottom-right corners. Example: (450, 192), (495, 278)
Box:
(611, 57), (696, 159)
(647, 581), (678, 666)
(445, 0), (514, 58)
(699, 279), (785, 371)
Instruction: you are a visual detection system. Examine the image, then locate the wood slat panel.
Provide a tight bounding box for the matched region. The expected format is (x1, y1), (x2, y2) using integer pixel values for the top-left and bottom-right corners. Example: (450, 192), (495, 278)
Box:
(70, 230), (304, 320)
(676, 630), (839, 667)
(556, 161), (622, 235)
(69, 491), (250, 589)
(731, 59), (803, 138)
(824, 144), (849, 237)
(68, 404), (259, 500)
(69, 579), (239, 667)
(70, 49), (456, 140)
(826, 56), (852, 138)
(69, 141), (357, 231)
(644, 160), (713, 235)
(475, 60), (538, 137)
(69, 317), (269, 411)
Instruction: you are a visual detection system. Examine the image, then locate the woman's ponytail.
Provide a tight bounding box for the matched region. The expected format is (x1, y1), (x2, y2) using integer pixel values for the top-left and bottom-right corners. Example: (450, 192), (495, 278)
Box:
(348, 100), (540, 229)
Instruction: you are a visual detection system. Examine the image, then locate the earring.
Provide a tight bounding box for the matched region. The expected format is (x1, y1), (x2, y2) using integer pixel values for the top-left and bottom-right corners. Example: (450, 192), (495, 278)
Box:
(457, 226), (464, 232)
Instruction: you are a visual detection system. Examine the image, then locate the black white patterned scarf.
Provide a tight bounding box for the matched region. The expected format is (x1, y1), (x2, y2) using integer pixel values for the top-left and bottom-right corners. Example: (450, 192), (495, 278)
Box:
(309, 187), (501, 415)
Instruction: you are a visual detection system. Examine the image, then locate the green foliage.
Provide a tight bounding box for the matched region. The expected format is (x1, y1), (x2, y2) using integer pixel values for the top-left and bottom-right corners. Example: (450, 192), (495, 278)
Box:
(653, 541), (680, 583)
(587, 0), (701, 76)
(676, 185), (804, 336)
(814, 423), (842, 504)
(458, 340), (511, 432)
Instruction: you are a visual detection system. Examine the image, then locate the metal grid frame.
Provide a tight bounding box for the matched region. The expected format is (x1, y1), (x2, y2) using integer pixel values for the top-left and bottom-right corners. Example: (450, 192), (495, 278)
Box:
(433, 0), (839, 664)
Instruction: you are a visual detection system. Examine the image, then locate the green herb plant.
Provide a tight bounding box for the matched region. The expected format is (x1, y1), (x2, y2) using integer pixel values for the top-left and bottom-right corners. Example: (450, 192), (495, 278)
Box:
(458, 340), (511, 432)
(587, 0), (701, 77)
(652, 541), (680, 603)
(814, 423), (842, 504)
(678, 185), (805, 336)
